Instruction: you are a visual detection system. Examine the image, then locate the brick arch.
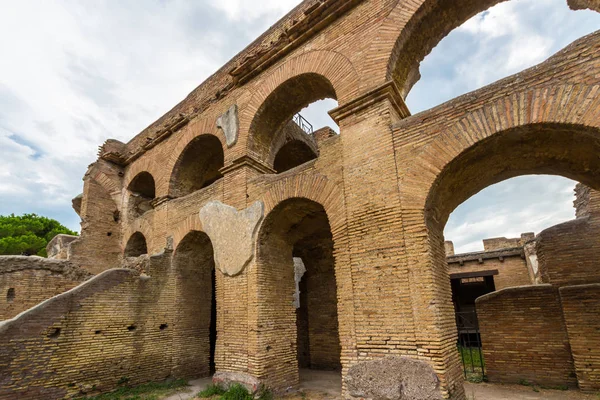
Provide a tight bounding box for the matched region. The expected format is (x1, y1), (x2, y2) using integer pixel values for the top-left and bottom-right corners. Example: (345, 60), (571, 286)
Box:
(238, 50), (359, 164)
(400, 83), (600, 213)
(171, 214), (204, 251)
(360, 0), (600, 98)
(395, 83), (600, 398)
(256, 173), (357, 388)
(123, 219), (154, 255)
(165, 118), (226, 198)
(262, 174), (346, 234)
(123, 158), (159, 196)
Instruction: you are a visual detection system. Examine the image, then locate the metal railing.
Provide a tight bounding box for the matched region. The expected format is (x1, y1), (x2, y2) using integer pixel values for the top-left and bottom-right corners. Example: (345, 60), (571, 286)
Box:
(456, 310), (486, 382)
(293, 113), (314, 135)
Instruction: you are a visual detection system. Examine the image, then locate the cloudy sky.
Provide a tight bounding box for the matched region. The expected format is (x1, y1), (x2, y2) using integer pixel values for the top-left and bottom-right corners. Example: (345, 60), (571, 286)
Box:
(0, 0), (598, 252)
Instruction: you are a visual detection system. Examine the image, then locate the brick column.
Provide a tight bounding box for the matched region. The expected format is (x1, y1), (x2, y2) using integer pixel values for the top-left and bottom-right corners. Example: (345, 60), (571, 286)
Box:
(330, 83), (416, 354)
(216, 156), (274, 376)
(330, 82), (464, 399)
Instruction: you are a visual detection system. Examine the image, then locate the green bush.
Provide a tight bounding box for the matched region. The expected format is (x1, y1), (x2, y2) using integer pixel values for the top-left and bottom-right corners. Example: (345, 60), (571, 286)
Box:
(197, 384), (227, 398)
(0, 213), (77, 257)
(220, 384), (253, 400)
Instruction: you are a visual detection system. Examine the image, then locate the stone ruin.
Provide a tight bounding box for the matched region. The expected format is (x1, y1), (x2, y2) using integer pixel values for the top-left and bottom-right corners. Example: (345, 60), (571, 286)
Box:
(1, 0), (600, 399)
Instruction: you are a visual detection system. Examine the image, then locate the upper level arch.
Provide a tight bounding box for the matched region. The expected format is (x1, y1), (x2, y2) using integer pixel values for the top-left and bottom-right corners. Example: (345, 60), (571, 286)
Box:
(169, 134), (224, 198)
(361, 0), (600, 99)
(127, 171), (156, 218)
(239, 50), (358, 167)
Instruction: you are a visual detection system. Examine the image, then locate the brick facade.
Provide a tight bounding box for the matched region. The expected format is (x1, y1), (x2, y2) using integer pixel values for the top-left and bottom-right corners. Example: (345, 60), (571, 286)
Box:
(1, 0), (600, 399)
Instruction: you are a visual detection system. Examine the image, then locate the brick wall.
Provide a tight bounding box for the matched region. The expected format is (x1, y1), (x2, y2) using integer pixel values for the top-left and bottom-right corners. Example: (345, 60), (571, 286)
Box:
(0, 252), (196, 400)
(476, 285), (576, 387)
(0, 257), (92, 321)
(560, 284), (600, 391)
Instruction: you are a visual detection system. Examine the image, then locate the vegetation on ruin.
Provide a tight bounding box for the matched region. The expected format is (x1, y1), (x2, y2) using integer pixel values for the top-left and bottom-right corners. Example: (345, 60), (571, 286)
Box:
(74, 378), (188, 400)
(0, 213), (77, 257)
(197, 383), (273, 400)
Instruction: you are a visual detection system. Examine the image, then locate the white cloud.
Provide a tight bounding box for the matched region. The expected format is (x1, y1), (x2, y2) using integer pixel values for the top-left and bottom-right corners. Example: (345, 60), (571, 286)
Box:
(208, 0), (299, 21)
(0, 0), (299, 230)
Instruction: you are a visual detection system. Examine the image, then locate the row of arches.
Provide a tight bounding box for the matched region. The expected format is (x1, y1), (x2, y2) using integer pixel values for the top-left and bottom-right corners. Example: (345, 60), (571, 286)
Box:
(122, 197), (341, 385)
(126, 113), (327, 218)
(121, 112), (600, 390)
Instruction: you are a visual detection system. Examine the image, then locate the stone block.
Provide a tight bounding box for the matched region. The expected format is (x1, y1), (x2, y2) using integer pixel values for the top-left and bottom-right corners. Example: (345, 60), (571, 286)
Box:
(345, 357), (442, 400)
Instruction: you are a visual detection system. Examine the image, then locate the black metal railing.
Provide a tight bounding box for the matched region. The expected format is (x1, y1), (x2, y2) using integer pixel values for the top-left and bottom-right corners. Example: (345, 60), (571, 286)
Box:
(294, 113), (314, 135)
(456, 310), (486, 382)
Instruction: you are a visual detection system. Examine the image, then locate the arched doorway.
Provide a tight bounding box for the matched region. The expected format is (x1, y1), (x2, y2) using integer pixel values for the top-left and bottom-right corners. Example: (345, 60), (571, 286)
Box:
(419, 123), (600, 392)
(171, 231), (217, 378)
(256, 198), (341, 390)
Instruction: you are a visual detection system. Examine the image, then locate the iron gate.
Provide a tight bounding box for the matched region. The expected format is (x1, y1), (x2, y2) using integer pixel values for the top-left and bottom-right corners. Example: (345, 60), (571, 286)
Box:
(456, 310), (486, 382)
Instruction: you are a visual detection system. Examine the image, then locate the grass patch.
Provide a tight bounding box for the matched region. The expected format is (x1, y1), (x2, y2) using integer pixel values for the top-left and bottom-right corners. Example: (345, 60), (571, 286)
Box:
(197, 383), (273, 400)
(197, 384), (227, 398)
(76, 379), (189, 400)
(458, 346), (484, 369)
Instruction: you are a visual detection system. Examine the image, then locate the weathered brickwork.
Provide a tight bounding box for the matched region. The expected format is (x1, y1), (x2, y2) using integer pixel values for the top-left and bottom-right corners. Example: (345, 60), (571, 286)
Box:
(1, 0), (600, 398)
(476, 286), (577, 387)
(536, 184), (600, 286)
(0, 253), (184, 400)
(560, 284), (600, 392)
(0, 257), (92, 321)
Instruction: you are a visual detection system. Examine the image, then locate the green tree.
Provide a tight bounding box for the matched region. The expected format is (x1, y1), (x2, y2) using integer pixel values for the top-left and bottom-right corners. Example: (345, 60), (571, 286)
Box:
(0, 214), (78, 257)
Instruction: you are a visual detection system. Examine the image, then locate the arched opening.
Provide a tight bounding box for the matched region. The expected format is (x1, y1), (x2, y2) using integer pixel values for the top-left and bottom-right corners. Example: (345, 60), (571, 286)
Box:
(273, 140), (317, 174)
(388, 0), (600, 105)
(248, 73), (339, 171)
(124, 232), (148, 257)
(128, 172), (156, 218)
(256, 198), (341, 390)
(171, 231), (217, 378)
(170, 134), (224, 198)
(424, 123), (600, 391)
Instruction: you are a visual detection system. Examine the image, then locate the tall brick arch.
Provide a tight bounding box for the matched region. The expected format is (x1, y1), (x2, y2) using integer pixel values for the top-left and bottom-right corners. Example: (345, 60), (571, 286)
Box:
(360, 0), (600, 98)
(251, 173), (357, 389)
(238, 50), (359, 165)
(394, 82), (600, 397)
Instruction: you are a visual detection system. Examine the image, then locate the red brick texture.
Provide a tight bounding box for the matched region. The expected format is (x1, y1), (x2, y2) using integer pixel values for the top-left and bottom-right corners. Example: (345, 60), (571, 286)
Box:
(476, 285), (577, 387)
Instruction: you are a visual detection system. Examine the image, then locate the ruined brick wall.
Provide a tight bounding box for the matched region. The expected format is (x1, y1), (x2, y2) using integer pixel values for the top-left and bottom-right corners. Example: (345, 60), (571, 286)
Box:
(476, 285), (576, 387)
(69, 171), (122, 275)
(0, 257), (92, 321)
(482, 233), (534, 251)
(560, 284), (600, 392)
(0, 252), (194, 400)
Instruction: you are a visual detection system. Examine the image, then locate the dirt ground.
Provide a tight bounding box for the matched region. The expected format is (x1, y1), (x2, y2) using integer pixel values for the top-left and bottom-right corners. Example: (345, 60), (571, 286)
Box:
(181, 370), (600, 400)
(464, 382), (599, 400)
